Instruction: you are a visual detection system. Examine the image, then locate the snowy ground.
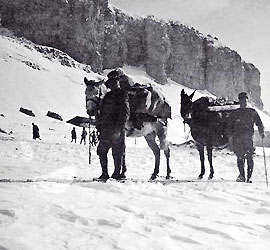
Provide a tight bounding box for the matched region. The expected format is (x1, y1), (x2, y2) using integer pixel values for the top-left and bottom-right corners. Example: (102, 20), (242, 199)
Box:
(1, 31), (270, 250)
(1, 122), (270, 250)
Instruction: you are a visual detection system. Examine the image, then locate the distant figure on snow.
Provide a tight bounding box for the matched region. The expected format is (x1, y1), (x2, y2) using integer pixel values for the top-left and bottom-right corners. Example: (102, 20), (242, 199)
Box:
(229, 92), (265, 183)
(80, 127), (87, 145)
(32, 123), (41, 140)
(71, 127), (77, 143)
(90, 129), (98, 146)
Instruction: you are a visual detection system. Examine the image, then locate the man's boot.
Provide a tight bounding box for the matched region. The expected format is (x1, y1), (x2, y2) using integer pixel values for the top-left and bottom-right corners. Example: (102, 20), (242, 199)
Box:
(111, 154), (122, 180)
(97, 154), (109, 181)
(119, 153), (127, 179)
(236, 158), (245, 182)
(247, 156), (254, 183)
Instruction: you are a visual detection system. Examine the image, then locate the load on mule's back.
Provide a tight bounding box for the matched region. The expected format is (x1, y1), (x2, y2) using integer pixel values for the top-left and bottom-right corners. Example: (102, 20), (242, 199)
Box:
(107, 68), (171, 120)
(180, 89), (238, 179)
(84, 69), (172, 180)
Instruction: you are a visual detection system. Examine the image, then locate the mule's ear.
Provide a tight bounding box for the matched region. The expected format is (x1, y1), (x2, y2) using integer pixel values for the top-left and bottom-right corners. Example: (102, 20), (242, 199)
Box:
(97, 77), (105, 85)
(189, 90), (196, 99)
(84, 77), (89, 85)
(181, 89), (185, 97)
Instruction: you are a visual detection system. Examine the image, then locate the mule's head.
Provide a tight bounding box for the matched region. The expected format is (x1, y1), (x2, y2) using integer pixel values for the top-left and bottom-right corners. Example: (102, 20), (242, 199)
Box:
(180, 89), (196, 123)
(84, 77), (107, 116)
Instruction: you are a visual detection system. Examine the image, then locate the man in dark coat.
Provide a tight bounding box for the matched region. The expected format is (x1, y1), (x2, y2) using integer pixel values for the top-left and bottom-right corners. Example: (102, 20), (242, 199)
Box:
(80, 127), (87, 145)
(71, 127), (77, 143)
(96, 74), (130, 181)
(229, 92), (265, 183)
(32, 123), (41, 140)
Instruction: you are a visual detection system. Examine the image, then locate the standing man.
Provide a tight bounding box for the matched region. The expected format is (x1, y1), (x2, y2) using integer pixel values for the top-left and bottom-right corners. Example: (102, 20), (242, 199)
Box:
(95, 72), (130, 181)
(229, 92), (265, 183)
(80, 127), (87, 145)
(71, 127), (77, 143)
(32, 123), (41, 140)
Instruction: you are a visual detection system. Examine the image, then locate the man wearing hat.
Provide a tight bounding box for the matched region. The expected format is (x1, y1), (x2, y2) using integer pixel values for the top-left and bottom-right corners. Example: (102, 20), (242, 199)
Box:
(229, 92), (265, 183)
(95, 70), (130, 181)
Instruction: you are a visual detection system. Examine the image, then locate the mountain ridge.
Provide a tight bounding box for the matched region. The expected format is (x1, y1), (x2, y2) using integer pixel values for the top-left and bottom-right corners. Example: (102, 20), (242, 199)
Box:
(0, 0), (263, 108)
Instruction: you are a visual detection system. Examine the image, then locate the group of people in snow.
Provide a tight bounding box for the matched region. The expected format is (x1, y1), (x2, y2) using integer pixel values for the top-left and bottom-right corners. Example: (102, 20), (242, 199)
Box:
(32, 70), (265, 184)
(91, 70), (265, 183)
(32, 123), (92, 145)
(70, 127), (98, 145)
(71, 127), (88, 144)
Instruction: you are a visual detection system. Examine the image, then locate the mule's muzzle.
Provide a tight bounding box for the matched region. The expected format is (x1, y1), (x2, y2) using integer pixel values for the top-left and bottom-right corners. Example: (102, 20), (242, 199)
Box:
(183, 115), (192, 124)
(86, 105), (98, 117)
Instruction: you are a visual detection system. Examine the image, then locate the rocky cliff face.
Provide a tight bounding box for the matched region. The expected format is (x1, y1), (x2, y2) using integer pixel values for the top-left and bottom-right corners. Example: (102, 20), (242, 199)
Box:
(0, 0), (107, 72)
(0, 0), (263, 108)
(166, 22), (206, 89)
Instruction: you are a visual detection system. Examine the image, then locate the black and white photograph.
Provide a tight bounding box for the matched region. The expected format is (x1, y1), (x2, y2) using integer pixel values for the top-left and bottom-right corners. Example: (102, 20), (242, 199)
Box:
(0, 0), (270, 249)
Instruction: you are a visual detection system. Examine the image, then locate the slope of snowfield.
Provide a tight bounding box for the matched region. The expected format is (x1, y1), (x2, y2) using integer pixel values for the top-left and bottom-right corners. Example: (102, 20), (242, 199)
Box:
(1, 32), (270, 250)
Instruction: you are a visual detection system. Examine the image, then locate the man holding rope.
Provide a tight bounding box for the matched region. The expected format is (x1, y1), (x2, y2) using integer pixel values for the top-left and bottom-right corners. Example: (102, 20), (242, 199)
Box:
(229, 92), (265, 183)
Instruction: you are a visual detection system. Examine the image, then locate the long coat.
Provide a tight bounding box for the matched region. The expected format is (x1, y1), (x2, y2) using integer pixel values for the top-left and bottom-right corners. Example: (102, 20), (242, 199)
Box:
(97, 88), (130, 140)
(33, 124), (40, 139)
(229, 107), (264, 157)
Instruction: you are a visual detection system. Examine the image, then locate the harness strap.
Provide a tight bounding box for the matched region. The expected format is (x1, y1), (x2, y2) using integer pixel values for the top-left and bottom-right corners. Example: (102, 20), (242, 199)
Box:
(86, 97), (100, 105)
(184, 122), (191, 140)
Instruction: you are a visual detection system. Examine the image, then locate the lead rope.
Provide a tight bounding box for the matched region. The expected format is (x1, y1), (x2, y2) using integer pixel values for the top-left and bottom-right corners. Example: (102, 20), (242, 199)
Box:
(88, 87), (102, 165)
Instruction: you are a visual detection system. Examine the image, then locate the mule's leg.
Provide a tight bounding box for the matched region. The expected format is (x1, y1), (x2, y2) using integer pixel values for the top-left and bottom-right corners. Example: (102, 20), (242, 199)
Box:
(120, 148), (127, 179)
(157, 122), (171, 179)
(145, 132), (160, 180)
(206, 145), (214, 179)
(164, 148), (171, 179)
(197, 143), (205, 179)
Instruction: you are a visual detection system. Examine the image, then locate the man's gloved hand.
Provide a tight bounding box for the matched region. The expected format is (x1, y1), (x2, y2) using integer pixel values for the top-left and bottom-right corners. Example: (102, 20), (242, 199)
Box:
(96, 131), (100, 140)
(112, 127), (123, 140)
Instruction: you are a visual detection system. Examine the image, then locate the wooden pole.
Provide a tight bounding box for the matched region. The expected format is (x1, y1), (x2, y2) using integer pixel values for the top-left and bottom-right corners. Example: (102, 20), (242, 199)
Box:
(88, 120), (91, 165)
(262, 138), (268, 187)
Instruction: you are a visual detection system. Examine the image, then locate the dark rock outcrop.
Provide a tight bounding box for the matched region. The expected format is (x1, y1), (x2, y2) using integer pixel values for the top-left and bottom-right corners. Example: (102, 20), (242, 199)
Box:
(19, 107), (35, 117)
(0, 0), (263, 108)
(46, 111), (63, 121)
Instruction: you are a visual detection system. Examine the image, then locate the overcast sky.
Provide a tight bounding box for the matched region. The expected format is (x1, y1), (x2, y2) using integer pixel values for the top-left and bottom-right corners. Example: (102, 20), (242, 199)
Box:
(109, 0), (270, 111)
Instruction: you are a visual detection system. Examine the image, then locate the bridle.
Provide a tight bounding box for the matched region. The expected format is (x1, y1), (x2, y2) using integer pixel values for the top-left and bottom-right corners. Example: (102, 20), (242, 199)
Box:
(181, 96), (193, 140)
(86, 86), (104, 118)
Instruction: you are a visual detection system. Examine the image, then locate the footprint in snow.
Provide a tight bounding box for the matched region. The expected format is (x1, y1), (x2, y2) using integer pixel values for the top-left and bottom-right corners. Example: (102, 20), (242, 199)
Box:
(183, 223), (235, 240)
(97, 219), (122, 228)
(170, 234), (200, 245)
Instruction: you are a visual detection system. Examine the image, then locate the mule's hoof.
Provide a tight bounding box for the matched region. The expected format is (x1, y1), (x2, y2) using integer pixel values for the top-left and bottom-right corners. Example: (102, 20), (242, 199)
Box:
(119, 173), (126, 179)
(197, 175), (203, 180)
(208, 175), (214, 180)
(150, 174), (157, 180)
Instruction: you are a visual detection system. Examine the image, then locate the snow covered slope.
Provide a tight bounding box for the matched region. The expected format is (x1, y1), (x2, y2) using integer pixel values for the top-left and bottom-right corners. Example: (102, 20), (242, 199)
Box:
(1, 30), (270, 250)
